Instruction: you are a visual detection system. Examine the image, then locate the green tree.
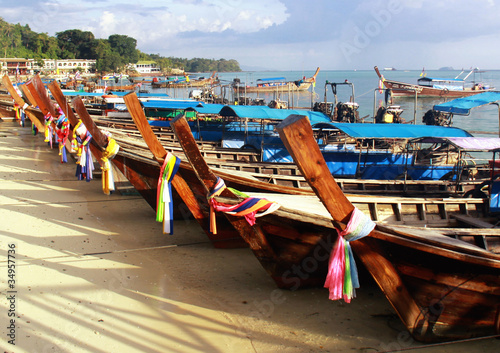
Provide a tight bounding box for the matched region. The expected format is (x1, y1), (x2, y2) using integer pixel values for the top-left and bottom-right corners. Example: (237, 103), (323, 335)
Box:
(93, 39), (122, 72)
(0, 18), (241, 74)
(56, 29), (95, 58)
(108, 34), (138, 66)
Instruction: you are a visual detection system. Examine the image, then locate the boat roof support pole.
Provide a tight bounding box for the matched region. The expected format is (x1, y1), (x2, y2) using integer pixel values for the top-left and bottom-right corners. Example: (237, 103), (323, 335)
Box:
(413, 90), (418, 124)
(492, 103), (500, 138)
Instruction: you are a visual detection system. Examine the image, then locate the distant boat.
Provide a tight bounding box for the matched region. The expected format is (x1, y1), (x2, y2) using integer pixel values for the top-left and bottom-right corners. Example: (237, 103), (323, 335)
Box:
(383, 67), (397, 71)
(151, 72), (218, 88)
(375, 66), (495, 98)
(233, 67), (320, 94)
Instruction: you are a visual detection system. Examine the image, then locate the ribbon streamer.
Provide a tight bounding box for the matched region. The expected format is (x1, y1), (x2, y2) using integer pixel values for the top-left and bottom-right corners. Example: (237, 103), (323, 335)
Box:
(73, 121), (94, 182)
(100, 137), (120, 195)
(207, 177), (280, 234)
(324, 207), (375, 303)
(156, 153), (181, 234)
(55, 112), (70, 163)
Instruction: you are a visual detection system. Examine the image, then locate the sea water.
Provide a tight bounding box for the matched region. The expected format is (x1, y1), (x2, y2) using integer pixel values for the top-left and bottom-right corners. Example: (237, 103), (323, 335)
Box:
(149, 68), (500, 135)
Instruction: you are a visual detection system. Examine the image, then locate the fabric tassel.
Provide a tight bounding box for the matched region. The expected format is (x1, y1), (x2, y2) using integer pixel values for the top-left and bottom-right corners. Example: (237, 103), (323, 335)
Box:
(207, 177), (280, 234)
(73, 122), (94, 182)
(100, 138), (120, 195)
(44, 112), (54, 147)
(56, 113), (70, 163)
(13, 104), (20, 121)
(156, 153), (181, 234)
(324, 207), (375, 303)
(207, 177), (227, 234)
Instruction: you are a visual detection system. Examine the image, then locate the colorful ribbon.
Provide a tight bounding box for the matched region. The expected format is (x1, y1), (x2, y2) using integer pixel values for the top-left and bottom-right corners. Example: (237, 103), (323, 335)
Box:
(73, 121), (94, 182)
(324, 207), (375, 303)
(207, 177), (280, 234)
(156, 153), (181, 234)
(44, 112), (56, 148)
(55, 112), (70, 163)
(100, 134), (120, 195)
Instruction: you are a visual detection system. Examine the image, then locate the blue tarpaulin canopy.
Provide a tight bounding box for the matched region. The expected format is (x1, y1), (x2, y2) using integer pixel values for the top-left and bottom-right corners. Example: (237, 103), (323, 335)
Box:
(61, 91), (170, 98)
(418, 77), (463, 82)
(219, 105), (331, 125)
(256, 77), (286, 82)
(433, 91), (500, 115)
(141, 100), (204, 110)
(186, 104), (226, 115)
(316, 122), (473, 139)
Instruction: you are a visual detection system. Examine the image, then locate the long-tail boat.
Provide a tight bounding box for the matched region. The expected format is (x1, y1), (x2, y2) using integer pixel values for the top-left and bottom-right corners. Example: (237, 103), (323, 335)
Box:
(276, 114), (500, 342)
(375, 66), (495, 98)
(151, 71), (218, 88)
(11, 79), (497, 227)
(3, 79), (495, 227)
(233, 67), (320, 94)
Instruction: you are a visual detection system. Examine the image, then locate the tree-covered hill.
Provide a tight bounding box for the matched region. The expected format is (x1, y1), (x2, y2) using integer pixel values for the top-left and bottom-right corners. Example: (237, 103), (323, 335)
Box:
(0, 18), (241, 73)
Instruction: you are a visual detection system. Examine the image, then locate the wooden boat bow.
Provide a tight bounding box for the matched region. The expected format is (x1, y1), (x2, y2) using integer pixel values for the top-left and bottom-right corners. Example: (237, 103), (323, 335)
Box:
(1, 75), (45, 131)
(170, 114), (278, 259)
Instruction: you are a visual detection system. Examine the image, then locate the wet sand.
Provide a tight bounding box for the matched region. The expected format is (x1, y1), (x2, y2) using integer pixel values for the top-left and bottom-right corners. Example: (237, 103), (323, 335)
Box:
(1, 120), (498, 353)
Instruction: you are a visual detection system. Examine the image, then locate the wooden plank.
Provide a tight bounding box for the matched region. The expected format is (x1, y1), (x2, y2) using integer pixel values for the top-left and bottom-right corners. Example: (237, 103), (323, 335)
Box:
(438, 203), (448, 219)
(392, 203), (402, 221)
(416, 203), (426, 221)
(368, 203), (378, 221)
(452, 214), (497, 228)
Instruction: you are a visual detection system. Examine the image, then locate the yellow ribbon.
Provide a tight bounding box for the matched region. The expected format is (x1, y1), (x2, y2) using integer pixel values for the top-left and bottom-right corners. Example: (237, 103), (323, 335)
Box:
(101, 138), (120, 195)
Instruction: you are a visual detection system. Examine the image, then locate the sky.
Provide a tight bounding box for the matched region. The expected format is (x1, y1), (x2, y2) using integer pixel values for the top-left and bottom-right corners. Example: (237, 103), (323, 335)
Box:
(1, 0), (500, 71)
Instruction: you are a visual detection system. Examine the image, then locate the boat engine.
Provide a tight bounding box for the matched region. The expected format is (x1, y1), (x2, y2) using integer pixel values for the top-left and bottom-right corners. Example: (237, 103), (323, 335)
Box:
(268, 99), (288, 109)
(375, 105), (404, 124)
(313, 101), (334, 116)
(422, 109), (452, 126)
(334, 102), (359, 123)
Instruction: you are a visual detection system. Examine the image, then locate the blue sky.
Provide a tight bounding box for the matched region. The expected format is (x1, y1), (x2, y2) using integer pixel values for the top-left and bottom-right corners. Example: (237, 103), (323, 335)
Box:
(2, 0), (500, 70)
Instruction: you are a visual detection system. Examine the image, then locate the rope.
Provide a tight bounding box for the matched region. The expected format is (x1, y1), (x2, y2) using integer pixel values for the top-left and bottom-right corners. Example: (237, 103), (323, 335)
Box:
(156, 153), (181, 234)
(324, 207), (375, 303)
(207, 177), (280, 234)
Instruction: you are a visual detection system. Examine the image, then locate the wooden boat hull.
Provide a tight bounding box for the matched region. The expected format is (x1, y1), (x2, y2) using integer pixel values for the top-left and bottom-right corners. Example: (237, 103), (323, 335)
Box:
(234, 81), (313, 94)
(381, 79), (495, 98)
(234, 67), (319, 94)
(360, 227), (500, 341)
(0, 105), (15, 118)
(374, 66), (495, 98)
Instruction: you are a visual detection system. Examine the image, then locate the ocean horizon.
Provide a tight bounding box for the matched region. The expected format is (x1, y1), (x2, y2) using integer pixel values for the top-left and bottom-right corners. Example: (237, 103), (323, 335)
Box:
(149, 68), (500, 136)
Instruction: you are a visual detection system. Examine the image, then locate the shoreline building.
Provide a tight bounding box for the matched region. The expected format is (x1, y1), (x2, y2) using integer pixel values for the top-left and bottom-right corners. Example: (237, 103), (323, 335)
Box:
(127, 61), (161, 75)
(0, 58), (96, 76)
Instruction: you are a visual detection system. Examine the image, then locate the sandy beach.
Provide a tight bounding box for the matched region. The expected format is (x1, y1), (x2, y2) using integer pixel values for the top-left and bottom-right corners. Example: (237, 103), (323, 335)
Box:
(1, 120), (498, 353)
